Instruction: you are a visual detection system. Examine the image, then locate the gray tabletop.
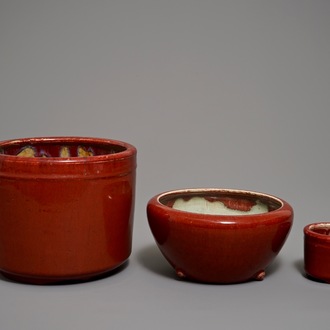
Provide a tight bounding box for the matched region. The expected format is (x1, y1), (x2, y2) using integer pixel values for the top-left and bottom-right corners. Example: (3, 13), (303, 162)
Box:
(1, 0), (329, 328)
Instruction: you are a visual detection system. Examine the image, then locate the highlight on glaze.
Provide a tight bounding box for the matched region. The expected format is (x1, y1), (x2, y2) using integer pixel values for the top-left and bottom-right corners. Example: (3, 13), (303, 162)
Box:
(172, 196), (269, 216)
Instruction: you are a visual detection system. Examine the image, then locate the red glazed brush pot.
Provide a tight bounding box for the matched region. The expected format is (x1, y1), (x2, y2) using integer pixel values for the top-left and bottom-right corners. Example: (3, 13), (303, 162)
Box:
(304, 222), (330, 283)
(0, 137), (136, 284)
(147, 188), (293, 284)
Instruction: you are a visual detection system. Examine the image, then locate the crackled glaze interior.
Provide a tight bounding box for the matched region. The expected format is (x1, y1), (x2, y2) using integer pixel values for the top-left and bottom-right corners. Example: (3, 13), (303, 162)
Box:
(0, 141), (126, 158)
(160, 190), (283, 216)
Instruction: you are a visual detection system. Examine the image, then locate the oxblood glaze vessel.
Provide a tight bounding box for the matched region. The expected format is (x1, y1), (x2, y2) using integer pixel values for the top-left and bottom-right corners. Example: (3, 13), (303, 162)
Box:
(0, 136), (136, 284)
(147, 188), (293, 284)
(304, 222), (330, 283)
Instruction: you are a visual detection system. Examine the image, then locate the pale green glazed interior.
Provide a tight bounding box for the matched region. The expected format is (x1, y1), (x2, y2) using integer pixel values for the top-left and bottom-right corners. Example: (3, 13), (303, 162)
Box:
(172, 196), (269, 216)
(159, 190), (283, 216)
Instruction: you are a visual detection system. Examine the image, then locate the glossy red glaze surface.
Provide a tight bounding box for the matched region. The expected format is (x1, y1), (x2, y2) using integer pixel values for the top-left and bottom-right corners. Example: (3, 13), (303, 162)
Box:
(147, 188), (293, 284)
(0, 137), (136, 284)
(304, 222), (330, 283)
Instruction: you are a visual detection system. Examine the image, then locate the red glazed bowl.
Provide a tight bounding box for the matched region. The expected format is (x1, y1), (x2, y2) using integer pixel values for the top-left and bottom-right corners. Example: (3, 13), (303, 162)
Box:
(0, 136), (136, 284)
(304, 222), (330, 283)
(147, 188), (293, 284)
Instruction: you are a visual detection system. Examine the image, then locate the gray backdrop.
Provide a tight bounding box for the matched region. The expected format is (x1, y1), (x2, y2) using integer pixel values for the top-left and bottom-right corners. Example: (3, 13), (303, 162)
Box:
(1, 0), (329, 328)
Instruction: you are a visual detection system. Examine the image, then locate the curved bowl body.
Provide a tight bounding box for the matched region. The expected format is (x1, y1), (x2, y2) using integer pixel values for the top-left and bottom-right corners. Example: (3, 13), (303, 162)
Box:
(304, 222), (330, 283)
(0, 136), (136, 284)
(147, 188), (293, 284)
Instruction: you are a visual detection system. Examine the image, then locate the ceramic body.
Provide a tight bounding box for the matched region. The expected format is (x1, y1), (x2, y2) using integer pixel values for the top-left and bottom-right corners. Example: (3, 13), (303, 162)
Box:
(304, 222), (330, 283)
(0, 137), (136, 284)
(147, 188), (293, 284)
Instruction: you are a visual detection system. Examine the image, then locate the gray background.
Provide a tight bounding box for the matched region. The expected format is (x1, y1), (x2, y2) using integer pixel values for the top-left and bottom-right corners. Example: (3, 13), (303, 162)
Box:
(0, 0), (329, 328)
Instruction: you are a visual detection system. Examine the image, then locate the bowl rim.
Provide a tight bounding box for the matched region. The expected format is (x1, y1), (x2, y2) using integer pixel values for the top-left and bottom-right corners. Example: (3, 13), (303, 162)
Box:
(0, 136), (136, 163)
(148, 188), (293, 225)
(304, 222), (330, 240)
